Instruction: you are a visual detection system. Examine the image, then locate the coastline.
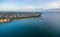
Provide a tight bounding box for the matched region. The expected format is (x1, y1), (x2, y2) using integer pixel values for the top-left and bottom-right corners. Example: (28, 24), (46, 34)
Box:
(0, 12), (42, 23)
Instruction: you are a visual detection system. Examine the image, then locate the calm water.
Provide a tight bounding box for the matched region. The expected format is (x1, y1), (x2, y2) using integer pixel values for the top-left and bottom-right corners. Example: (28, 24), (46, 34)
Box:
(0, 12), (60, 37)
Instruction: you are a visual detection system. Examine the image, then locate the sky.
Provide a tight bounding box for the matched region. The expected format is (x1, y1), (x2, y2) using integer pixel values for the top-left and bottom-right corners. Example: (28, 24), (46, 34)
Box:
(0, 0), (60, 12)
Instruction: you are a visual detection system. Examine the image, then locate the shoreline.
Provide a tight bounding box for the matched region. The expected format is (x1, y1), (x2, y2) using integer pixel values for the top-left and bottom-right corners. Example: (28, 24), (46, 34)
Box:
(0, 12), (42, 23)
(0, 15), (41, 23)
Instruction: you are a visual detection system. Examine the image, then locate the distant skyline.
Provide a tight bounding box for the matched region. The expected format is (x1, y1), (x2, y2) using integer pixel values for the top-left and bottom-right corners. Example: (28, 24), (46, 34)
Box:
(0, 0), (60, 12)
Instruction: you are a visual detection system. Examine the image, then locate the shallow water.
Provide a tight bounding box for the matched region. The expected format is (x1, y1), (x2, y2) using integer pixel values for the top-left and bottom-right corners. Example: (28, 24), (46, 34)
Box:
(0, 12), (60, 37)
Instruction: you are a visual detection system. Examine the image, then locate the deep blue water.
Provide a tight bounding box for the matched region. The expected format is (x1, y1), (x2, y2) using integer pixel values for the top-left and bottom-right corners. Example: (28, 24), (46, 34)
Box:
(0, 12), (60, 37)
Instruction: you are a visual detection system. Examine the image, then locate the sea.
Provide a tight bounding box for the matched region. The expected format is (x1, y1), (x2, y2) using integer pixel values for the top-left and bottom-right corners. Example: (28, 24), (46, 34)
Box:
(0, 12), (60, 37)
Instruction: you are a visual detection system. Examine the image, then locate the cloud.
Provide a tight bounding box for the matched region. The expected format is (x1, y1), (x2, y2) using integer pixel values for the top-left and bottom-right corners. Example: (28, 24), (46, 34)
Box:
(0, 0), (41, 12)
(0, 0), (60, 11)
(44, 1), (60, 9)
(0, 3), (37, 12)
